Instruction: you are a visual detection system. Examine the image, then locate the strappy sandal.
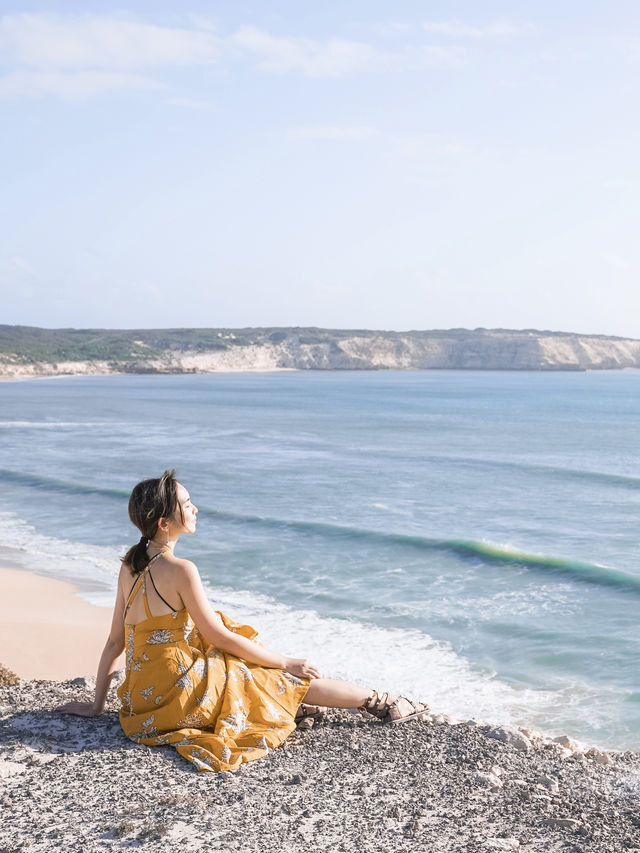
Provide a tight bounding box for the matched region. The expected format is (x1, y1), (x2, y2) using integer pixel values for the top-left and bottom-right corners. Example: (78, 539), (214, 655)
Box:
(294, 703), (327, 723)
(359, 690), (429, 725)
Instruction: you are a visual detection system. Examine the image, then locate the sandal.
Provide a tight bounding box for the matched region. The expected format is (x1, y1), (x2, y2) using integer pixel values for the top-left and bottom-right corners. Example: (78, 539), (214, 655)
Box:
(359, 690), (429, 725)
(294, 703), (327, 723)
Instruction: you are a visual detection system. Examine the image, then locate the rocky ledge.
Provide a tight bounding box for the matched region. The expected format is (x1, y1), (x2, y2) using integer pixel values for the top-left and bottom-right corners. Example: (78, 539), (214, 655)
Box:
(1, 674), (639, 853)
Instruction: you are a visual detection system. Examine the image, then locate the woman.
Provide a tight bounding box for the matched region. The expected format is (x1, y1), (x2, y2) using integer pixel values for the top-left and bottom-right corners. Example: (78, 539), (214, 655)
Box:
(57, 470), (429, 772)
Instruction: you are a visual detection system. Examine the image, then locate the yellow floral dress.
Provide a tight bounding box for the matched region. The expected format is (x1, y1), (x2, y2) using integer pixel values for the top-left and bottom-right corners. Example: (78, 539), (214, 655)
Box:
(116, 565), (310, 773)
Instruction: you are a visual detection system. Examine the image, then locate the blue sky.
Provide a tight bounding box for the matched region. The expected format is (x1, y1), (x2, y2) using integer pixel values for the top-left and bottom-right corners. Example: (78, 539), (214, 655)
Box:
(1, 1), (640, 334)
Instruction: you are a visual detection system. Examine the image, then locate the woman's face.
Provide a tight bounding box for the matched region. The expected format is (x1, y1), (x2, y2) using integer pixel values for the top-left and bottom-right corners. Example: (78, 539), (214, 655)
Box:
(174, 483), (198, 535)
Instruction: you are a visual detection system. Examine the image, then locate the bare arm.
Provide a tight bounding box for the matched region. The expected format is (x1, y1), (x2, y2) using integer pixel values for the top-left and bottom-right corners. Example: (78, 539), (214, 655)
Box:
(177, 561), (320, 678)
(56, 569), (126, 717)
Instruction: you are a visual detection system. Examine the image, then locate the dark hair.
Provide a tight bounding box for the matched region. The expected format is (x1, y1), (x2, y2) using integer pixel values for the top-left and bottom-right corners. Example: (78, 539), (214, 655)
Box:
(122, 469), (185, 575)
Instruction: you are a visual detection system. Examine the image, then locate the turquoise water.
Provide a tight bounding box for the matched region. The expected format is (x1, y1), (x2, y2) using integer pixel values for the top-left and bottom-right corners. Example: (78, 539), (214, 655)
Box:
(1, 370), (639, 749)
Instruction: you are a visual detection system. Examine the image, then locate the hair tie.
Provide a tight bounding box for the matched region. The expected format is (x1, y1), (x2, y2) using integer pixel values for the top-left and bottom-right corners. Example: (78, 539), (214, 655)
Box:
(139, 535), (149, 547)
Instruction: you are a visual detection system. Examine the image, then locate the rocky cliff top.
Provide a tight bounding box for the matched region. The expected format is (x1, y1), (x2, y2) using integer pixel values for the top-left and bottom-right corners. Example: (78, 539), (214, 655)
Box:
(1, 670), (639, 852)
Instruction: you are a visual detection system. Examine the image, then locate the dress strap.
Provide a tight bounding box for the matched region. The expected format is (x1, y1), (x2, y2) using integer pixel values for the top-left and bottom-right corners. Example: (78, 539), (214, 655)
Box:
(123, 552), (164, 620)
(148, 568), (178, 614)
(141, 576), (153, 619)
(124, 572), (145, 619)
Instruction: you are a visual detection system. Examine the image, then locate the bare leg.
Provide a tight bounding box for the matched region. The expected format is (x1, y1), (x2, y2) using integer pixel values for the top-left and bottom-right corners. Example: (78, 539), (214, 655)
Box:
(302, 677), (371, 709)
(300, 679), (429, 722)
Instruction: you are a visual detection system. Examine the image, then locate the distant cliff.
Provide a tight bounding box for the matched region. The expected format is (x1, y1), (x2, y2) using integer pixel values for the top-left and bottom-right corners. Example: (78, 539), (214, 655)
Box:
(1, 325), (640, 378)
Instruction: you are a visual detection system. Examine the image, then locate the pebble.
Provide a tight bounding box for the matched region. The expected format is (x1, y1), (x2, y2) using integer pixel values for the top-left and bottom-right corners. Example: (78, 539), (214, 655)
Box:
(473, 771), (503, 790)
(0, 760), (26, 779)
(535, 775), (559, 793)
(482, 725), (532, 753)
(552, 734), (580, 751)
(70, 677), (95, 690)
(0, 676), (637, 853)
(541, 817), (583, 831)
(484, 838), (520, 851)
(584, 747), (613, 766)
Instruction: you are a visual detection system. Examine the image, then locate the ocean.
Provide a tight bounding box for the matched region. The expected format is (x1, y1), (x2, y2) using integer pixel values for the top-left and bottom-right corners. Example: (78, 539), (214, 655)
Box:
(1, 369), (638, 750)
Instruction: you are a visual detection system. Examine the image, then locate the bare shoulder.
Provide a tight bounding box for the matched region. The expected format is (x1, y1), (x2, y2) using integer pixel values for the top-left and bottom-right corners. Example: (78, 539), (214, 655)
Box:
(165, 555), (200, 582)
(118, 560), (134, 587)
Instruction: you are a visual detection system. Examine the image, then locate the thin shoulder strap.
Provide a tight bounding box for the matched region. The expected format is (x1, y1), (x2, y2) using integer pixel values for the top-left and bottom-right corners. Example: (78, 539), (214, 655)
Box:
(124, 571), (146, 619)
(123, 552), (163, 620)
(148, 568), (178, 614)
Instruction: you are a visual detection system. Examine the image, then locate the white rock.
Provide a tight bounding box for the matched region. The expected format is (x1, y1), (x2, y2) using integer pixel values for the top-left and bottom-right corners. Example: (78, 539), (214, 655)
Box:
(546, 742), (573, 760)
(541, 817), (582, 830)
(490, 765), (503, 778)
(482, 725), (532, 753)
(484, 839), (520, 851)
(473, 771), (503, 790)
(0, 760), (26, 779)
(585, 748), (613, 766)
(71, 676), (96, 689)
(536, 775), (559, 794)
(29, 752), (58, 766)
(552, 734), (580, 751)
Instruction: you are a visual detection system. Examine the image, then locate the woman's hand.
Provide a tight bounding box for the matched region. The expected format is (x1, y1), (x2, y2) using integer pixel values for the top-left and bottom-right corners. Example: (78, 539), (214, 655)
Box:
(285, 658), (321, 679)
(55, 700), (101, 717)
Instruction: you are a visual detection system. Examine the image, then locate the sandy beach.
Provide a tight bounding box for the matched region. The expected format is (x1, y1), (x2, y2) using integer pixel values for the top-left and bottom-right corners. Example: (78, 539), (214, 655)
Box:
(0, 567), (117, 681)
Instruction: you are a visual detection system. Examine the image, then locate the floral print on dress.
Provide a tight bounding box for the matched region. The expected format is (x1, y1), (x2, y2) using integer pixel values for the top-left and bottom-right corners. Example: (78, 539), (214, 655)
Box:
(116, 600), (309, 774)
(178, 711), (207, 729)
(261, 699), (286, 722)
(229, 662), (254, 684)
(125, 626), (135, 672)
(190, 747), (218, 772)
(175, 661), (192, 691)
(220, 702), (249, 735)
(192, 658), (206, 679)
(147, 629), (175, 645)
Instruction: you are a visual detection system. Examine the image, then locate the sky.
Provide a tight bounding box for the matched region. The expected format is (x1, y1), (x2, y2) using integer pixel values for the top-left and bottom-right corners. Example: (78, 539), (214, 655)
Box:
(1, 1), (640, 335)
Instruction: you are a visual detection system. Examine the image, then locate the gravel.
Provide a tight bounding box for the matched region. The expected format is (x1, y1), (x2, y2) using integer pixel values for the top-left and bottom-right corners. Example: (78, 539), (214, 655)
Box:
(1, 676), (639, 852)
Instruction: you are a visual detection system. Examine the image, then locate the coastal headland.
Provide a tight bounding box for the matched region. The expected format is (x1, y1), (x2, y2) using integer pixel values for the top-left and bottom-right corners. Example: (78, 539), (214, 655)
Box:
(3, 325), (640, 378)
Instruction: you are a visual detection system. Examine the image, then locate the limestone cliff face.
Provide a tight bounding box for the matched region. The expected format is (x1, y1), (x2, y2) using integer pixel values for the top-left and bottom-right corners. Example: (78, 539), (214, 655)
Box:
(2, 328), (640, 378)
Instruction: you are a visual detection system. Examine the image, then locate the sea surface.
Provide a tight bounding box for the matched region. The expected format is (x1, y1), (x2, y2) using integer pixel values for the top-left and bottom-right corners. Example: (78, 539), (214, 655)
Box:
(1, 370), (639, 750)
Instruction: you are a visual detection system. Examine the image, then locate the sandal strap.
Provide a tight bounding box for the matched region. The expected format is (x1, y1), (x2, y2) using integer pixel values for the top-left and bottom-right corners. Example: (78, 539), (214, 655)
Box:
(359, 690), (393, 720)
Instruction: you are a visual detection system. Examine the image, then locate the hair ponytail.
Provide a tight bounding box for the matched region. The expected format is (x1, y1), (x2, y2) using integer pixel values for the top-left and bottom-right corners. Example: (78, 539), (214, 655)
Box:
(122, 470), (183, 575)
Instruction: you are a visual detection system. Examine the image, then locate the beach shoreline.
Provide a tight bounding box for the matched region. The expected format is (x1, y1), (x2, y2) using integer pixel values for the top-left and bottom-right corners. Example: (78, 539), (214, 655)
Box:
(0, 566), (117, 681)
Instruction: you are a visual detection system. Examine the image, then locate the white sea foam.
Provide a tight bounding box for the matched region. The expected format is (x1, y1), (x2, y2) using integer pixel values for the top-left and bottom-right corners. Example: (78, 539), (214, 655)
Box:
(0, 421), (122, 429)
(1, 512), (632, 749)
(0, 512), (122, 596)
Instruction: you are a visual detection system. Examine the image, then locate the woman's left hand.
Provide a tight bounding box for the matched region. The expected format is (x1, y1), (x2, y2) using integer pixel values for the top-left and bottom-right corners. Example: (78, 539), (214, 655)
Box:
(285, 657), (321, 679)
(55, 700), (101, 717)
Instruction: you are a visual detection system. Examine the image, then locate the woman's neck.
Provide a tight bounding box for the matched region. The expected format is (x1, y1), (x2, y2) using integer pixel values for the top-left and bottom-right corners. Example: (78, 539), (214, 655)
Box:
(148, 534), (179, 556)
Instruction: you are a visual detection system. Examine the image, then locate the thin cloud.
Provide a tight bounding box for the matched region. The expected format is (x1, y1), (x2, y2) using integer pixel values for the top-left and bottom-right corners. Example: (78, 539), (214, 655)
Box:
(0, 69), (160, 99)
(422, 18), (535, 38)
(0, 13), (220, 69)
(0, 12), (468, 100)
(232, 26), (464, 76)
(230, 26), (390, 77)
